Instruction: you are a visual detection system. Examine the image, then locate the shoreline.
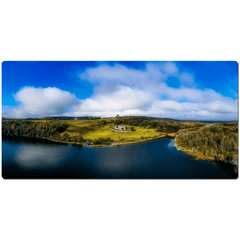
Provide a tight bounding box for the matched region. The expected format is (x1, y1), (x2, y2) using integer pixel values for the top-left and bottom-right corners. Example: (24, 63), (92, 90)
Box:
(3, 133), (176, 148)
(2, 135), (84, 147)
(90, 134), (174, 147)
(174, 140), (238, 176)
(174, 140), (214, 161)
(83, 133), (176, 147)
(3, 134), (237, 176)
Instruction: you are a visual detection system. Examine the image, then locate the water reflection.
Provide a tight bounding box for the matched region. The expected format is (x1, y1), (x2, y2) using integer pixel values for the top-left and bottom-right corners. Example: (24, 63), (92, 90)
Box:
(2, 137), (235, 179)
(14, 144), (69, 169)
(100, 155), (128, 170)
(167, 139), (175, 147)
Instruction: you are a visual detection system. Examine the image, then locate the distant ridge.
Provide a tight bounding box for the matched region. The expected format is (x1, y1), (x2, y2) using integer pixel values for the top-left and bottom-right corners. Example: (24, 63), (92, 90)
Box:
(1, 115), (237, 123)
(2, 116), (101, 121)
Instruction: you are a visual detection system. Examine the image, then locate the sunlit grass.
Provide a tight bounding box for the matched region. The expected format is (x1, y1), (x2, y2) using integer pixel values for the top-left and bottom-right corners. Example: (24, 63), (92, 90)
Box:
(54, 120), (167, 142)
(83, 124), (164, 142)
(67, 120), (95, 127)
(59, 120), (100, 137)
(29, 120), (167, 142)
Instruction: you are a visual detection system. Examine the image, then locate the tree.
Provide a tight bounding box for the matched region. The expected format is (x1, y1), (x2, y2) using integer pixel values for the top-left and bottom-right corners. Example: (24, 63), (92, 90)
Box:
(11, 122), (17, 130)
(62, 133), (69, 141)
(130, 127), (136, 131)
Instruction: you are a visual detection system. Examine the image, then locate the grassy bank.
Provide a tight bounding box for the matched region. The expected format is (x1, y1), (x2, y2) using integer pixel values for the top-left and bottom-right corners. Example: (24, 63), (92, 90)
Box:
(62, 122), (173, 147)
(89, 134), (171, 147)
(174, 140), (214, 161)
(82, 125), (166, 142)
(3, 118), (177, 147)
(62, 121), (177, 146)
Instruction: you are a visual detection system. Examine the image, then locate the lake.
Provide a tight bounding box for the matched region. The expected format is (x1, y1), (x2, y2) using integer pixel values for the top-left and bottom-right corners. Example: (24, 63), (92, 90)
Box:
(2, 137), (236, 179)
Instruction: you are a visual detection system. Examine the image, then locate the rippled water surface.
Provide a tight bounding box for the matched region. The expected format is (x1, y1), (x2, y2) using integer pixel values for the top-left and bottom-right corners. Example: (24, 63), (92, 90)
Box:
(2, 137), (235, 179)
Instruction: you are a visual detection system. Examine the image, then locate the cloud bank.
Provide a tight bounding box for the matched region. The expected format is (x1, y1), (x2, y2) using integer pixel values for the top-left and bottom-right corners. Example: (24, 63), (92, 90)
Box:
(3, 62), (238, 120)
(3, 87), (79, 118)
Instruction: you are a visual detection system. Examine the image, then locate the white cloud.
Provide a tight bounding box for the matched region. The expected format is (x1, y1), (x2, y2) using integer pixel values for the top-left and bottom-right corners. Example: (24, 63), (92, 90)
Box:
(152, 100), (198, 112)
(204, 100), (238, 113)
(71, 85), (155, 116)
(80, 63), (165, 91)
(4, 87), (79, 118)
(159, 62), (179, 75)
(179, 72), (195, 87)
(3, 63), (238, 121)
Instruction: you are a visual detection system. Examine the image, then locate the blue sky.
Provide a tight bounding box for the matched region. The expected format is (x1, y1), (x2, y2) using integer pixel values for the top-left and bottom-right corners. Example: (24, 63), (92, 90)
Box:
(2, 61), (238, 120)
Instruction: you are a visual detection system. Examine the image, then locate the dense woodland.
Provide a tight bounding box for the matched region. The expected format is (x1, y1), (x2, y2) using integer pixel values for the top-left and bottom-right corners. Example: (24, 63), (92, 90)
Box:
(176, 122), (238, 172)
(2, 120), (68, 139)
(2, 119), (112, 145)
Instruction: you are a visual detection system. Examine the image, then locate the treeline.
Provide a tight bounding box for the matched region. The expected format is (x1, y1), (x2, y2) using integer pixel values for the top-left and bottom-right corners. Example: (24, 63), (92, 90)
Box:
(176, 123), (238, 172)
(2, 116), (101, 121)
(42, 116), (101, 120)
(2, 120), (113, 145)
(102, 116), (206, 133)
(2, 120), (68, 140)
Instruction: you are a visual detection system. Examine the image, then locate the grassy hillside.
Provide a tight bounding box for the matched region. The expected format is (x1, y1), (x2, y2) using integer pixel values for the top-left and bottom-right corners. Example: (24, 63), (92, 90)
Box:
(2, 117), (183, 145)
(83, 125), (165, 142)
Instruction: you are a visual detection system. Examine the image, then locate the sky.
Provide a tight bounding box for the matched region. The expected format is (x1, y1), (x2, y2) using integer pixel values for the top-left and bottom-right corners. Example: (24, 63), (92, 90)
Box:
(2, 61), (238, 121)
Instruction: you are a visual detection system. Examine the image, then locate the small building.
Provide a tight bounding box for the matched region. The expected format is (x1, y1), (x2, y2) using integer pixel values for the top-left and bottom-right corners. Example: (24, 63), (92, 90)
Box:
(113, 125), (126, 131)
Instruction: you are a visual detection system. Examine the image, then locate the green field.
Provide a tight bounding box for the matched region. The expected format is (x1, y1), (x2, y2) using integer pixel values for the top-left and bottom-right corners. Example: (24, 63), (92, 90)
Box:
(9, 118), (179, 146)
(18, 119), (170, 144)
(58, 120), (99, 137)
(57, 120), (165, 142)
(83, 125), (165, 142)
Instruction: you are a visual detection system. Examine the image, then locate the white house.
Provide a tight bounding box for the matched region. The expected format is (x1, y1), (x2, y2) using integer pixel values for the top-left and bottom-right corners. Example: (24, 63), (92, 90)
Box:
(113, 125), (126, 131)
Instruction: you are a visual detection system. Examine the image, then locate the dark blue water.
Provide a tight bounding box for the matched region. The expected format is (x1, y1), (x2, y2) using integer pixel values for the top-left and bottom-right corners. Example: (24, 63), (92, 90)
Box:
(2, 137), (236, 179)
